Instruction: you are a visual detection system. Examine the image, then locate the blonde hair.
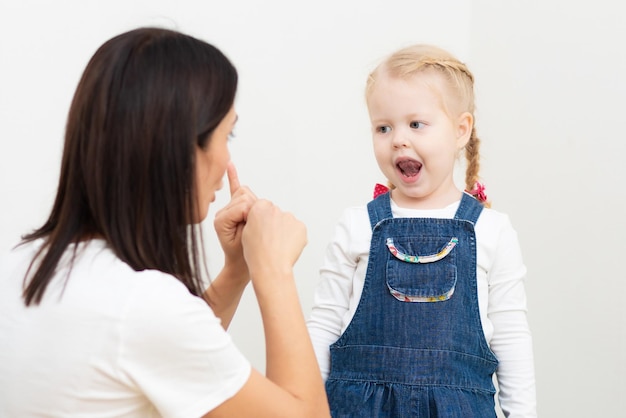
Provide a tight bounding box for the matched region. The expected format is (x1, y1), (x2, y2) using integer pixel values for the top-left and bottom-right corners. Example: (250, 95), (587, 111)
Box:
(366, 44), (489, 207)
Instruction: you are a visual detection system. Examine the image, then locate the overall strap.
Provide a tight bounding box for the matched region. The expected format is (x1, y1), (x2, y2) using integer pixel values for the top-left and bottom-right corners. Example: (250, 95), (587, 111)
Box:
(454, 192), (484, 224)
(367, 192), (393, 230)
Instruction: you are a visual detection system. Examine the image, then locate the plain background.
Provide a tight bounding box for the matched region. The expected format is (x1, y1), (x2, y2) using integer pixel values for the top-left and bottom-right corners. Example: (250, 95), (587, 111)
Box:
(1, 1), (624, 416)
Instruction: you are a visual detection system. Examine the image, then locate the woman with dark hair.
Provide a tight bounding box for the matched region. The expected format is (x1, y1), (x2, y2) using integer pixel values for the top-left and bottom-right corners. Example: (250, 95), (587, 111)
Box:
(0, 27), (330, 417)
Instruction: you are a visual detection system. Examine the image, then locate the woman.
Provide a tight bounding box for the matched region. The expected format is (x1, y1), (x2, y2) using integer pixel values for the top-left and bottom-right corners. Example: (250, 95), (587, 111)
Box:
(0, 27), (329, 418)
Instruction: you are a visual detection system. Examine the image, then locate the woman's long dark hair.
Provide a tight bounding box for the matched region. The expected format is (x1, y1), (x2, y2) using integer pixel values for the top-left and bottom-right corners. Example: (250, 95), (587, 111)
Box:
(21, 27), (238, 305)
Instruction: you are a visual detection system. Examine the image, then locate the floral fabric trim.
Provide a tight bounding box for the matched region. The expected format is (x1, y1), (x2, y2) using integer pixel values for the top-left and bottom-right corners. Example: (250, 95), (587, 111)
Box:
(385, 237), (458, 264)
(387, 284), (455, 302)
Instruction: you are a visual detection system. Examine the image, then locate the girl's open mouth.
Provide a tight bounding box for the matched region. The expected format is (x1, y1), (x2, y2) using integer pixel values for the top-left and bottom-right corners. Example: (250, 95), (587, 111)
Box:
(396, 159), (422, 179)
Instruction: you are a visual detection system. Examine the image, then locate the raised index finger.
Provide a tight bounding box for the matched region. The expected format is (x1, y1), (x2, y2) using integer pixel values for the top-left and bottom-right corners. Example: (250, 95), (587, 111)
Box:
(227, 161), (240, 196)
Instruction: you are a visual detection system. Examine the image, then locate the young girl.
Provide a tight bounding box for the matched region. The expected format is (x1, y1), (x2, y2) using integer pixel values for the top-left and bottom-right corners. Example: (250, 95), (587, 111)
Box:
(307, 44), (536, 417)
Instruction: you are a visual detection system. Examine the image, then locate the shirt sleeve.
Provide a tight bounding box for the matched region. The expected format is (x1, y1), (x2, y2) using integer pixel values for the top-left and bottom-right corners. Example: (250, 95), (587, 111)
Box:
(119, 276), (251, 418)
(486, 214), (537, 417)
(307, 208), (360, 380)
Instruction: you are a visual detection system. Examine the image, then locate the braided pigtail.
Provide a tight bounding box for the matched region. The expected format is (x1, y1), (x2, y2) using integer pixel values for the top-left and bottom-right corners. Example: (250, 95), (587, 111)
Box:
(464, 127), (490, 207)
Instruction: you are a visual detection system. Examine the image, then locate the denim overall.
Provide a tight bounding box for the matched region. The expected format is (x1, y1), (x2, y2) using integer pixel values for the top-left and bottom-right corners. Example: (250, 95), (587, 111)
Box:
(326, 192), (499, 417)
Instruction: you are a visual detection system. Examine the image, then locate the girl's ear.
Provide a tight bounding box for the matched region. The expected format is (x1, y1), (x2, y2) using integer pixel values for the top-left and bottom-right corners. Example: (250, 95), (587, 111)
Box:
(456, 112), (473, 149)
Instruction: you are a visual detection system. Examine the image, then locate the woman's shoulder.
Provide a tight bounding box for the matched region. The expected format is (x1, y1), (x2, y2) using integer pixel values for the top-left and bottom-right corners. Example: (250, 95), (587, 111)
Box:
(54, 239), (206, 317)
(71, 239), (178, 285)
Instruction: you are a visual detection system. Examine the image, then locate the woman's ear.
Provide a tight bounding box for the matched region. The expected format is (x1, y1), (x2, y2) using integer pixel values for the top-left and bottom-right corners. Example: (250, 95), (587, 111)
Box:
(456, 112), (473, 149)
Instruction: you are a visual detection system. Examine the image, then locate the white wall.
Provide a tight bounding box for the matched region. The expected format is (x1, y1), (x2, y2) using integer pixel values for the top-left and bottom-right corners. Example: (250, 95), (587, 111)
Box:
(470, 1), (626, 416)
(1, 1), (623, 416)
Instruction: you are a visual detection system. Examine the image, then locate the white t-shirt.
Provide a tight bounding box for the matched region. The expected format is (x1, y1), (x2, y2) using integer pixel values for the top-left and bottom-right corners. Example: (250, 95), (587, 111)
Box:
(307, 198), (537, 417)
(0, 239), (251, 418)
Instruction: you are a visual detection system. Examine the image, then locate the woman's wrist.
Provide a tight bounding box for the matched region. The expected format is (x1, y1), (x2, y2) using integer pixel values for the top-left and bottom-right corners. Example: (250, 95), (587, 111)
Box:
(202, 259), (251, 329)
(221, 257), (250, 285)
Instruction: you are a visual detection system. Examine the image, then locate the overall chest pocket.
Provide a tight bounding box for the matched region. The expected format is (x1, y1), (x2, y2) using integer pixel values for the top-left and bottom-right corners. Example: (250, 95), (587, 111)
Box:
(385, 236), (458, 302)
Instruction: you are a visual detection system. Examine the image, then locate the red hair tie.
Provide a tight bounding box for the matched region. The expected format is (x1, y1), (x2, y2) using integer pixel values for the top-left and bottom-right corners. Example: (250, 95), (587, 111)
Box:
(374, 182), (488, 204)
(466, 181), (488, 203)
(373, 183), (390, 199)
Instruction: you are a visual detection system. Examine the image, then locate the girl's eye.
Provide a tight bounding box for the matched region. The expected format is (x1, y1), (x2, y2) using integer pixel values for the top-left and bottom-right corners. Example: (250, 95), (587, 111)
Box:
(410, 121), (423, 129)
(228, 130), (236, 141)
(377, 126), (391, 134)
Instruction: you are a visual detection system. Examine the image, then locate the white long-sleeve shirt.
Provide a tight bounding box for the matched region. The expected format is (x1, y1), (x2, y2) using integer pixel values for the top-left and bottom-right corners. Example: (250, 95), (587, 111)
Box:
(307, 197), (537, 417)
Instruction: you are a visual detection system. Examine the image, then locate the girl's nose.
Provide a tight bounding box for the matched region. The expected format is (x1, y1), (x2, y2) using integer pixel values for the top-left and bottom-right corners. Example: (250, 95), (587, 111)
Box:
(391, 131), (409, 148)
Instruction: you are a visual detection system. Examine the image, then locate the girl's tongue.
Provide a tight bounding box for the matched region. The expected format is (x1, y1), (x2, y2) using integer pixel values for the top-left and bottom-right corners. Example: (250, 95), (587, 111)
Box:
(397, 159), (422, 178)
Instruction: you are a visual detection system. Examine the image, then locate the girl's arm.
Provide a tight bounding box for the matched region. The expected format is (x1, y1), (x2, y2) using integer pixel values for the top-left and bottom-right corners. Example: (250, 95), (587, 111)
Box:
(204, 199), (330, 418)
(307, 208), (363, 379)
(487, 215), (537, 417)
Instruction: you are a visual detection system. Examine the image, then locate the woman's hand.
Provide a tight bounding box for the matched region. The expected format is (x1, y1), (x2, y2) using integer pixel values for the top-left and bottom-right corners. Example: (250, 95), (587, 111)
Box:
(241, 200), (307, 285)
(205, 163), (257, 328)
(206, 203), (330, 418)
(213, 162), (257, 275)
